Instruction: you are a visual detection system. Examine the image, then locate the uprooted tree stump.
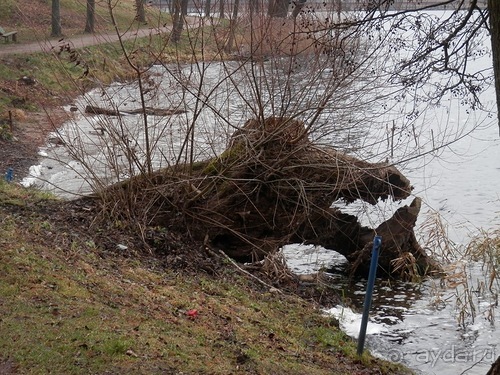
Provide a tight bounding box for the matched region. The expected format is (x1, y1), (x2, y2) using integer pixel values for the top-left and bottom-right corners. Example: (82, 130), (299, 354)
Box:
(104, 116), (441, 278)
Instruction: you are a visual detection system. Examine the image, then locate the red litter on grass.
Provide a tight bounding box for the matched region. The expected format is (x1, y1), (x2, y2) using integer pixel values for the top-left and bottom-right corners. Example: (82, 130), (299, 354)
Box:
(186, 309), (198, 319)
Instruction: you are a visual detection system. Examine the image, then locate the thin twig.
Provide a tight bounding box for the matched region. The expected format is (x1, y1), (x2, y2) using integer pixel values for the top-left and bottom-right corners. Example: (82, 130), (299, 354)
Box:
(218, 250), (283, 294)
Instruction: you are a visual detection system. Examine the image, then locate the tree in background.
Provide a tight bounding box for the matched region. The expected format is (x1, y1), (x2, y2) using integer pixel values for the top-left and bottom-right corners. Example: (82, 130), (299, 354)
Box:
(225, 0), (240, 51)
(171, 0), (188, 43)
(267, 0), (288, 17)
(327, 0), (498, 130)
(135, 0), (146, 23)
(248, 0), (259, 15)
(84, 0), (95, 33)
(51, 0), (62, 37)
(489, 0), (500, 131)
(219, 0), (224, 18)
(204, 0), (211, 17)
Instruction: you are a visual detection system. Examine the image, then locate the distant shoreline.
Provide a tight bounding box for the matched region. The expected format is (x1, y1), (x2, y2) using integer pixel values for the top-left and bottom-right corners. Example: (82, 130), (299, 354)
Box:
(151, 0), (488, 14)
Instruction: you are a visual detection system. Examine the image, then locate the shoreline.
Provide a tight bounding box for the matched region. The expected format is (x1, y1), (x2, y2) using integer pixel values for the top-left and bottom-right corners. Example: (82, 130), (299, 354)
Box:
(0, 107), (71, 183)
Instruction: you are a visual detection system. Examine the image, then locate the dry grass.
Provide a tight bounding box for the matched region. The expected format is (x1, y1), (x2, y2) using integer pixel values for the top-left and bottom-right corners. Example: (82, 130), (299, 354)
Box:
(418, 210), (499, 328)
(465, 228), (500, 324)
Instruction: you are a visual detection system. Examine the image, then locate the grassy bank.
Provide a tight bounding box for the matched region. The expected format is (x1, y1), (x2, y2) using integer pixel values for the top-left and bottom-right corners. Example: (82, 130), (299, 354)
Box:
(0, 181), (411, 374)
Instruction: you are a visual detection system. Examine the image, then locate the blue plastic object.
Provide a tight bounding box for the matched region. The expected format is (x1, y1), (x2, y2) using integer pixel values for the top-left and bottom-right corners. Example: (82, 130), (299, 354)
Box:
(357, 235), (382, 356)
(5, 167), (13, 182)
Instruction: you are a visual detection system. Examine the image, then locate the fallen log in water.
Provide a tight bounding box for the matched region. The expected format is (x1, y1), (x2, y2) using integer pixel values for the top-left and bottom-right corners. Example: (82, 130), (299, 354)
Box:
(102, 116), (440, 278)
(85, 105), (186, 116)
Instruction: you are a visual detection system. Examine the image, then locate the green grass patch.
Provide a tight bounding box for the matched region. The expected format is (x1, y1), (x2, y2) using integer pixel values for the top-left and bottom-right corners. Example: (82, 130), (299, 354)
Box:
(0, 186), (413, 374)
(0, 0), (15, 20)
(0, 180), (55, 206)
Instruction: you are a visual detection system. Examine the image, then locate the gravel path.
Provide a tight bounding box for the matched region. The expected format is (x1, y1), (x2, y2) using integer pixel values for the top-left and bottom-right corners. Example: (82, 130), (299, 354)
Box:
(0, 26), (172, 56)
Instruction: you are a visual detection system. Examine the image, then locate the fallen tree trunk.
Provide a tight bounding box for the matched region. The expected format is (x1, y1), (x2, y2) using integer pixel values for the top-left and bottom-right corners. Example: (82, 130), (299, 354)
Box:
(85, 105), (186, 116)
(106, 116), (440, 278)
(293, 197), (439, 277)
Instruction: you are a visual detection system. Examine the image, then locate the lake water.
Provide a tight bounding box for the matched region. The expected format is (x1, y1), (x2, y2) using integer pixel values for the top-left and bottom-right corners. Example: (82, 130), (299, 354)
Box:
(22, 9), (500, 374)
(284, 243), (499, 374)
(283, 9), (500, 372)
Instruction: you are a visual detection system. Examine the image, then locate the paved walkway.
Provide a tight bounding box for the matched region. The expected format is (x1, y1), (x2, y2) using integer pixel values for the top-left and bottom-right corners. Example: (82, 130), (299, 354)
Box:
(0, 26), (172, 57)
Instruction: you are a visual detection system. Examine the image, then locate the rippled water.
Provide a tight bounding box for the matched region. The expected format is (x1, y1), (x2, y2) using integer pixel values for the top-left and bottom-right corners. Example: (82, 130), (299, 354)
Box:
(284, 243), (499, 374)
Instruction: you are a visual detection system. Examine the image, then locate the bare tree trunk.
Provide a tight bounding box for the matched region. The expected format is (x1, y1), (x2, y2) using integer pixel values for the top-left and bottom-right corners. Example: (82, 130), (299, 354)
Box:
(225, 0), (240, 52)
(248, 0), (259, 15)
(204, 0), (211, 17)
(181, 0), (188, 16)
(111, 117), (438, 278)
(172, 0), (181, 42)
(489, 0), (500, 134)
(135, 0), (146, 23)
(84, 0), (95, 33)
(291, 0), (305, 18)
(171, 0), (188, 43)
(219, 0), (225, 18)
(51, 0), (62, 37)
(268, 0), (288, 17)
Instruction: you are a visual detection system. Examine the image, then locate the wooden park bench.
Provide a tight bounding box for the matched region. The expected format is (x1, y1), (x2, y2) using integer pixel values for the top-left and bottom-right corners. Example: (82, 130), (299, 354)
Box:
(0, 27), (18, 43)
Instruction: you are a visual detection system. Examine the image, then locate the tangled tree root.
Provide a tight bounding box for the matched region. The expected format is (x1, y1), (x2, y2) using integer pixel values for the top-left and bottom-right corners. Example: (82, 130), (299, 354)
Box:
(103, 116), (441, 279)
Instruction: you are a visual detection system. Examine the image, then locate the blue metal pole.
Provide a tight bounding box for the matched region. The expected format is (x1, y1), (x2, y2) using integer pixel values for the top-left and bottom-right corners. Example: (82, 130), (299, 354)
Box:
(5, 167), (13, 182)
(357, 235), (382, 356)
